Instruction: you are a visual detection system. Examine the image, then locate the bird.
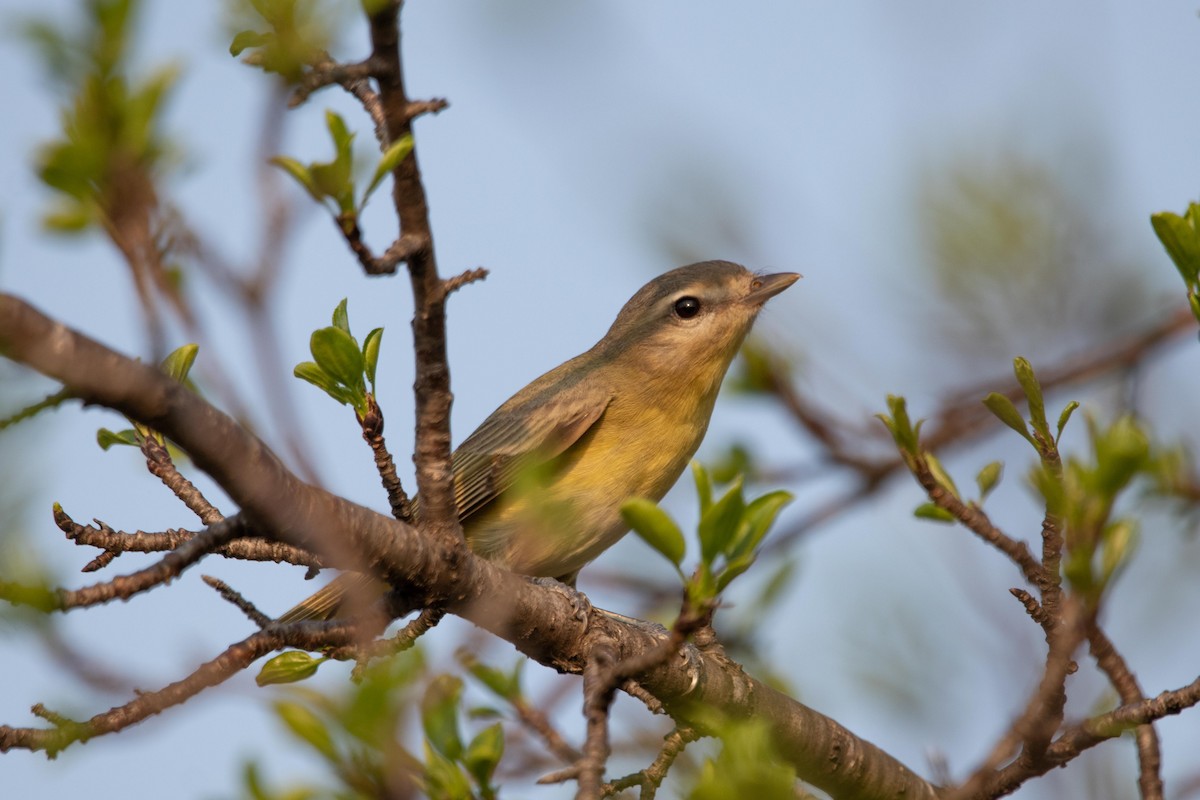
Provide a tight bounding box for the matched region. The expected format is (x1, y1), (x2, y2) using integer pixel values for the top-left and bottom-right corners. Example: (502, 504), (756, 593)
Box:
(280, 260), (798, 622)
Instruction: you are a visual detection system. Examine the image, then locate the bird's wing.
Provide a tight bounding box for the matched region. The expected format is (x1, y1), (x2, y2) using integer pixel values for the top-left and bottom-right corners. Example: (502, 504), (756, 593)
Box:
(451, 383), (612, 523)
(277, 376), (611, 625)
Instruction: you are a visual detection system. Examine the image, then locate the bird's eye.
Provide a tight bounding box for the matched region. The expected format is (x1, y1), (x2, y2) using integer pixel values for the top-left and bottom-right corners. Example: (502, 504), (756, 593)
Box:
(673, 296), (701, 319)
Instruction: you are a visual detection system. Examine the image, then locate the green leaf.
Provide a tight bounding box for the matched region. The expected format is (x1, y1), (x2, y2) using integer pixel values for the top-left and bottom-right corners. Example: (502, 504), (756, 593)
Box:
(315, 109), (355, 213)
(363, 327), (384, 390)
(709, 442), (752, 485)
(983, 392), (1035, 446)
(975, 461), (1003, 500)
(691, 461), (714, 514)
(97, 427), (141, 450)
(423, 742), (472, 800)
(728, 490), (793, 561)
(274, 700), (337, 760)
(463, 723), (504, 790)
(331, 298), (350, 333)
(229, 29), (270, 56)
(1013, 357), (1049, 443)
(1191, 292), (1200, 324)
(878, 395), (920, 454)
(460, 653), (521, 701)
(1028, 462), (1066, 518)
(698, 477), (745, 564)
(43, 205), (95, 232)
(1151, 208), (1200, 285)
(715, 552), (757, 593)
(309, 162), (351, 212)
(159, 343), (199, 383)
(293, 361), (352, 404)
(914, 503), (955, 523)
(325, 109), (354, 154)
(309, 327), (365, 392)
(924, 452), (960, 499)
(269, 156), (324, 204)
(362, 134), (414, 205)
(421, 675), (464, 761)
(687, 563), (718, 605)
(620, 498), (686, 567)
(1100, 519), (1138, 584)
(256, 651), (327, 686)
(1092, 415), (1150, 495)
(1056, 400), (1080, 443)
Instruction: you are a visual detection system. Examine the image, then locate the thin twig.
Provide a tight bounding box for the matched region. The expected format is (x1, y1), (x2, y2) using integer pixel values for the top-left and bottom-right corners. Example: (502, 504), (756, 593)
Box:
(576, 643), (618, 800)
(1087, 625), (1164, 800)
(440, 267), (488, 299)
(514, 695), (584, 765)
(359, 395), (414, 523)
(54, 508), (322, 570)
(981, 670), (1200, 796)
(601, 726), (700, 799)
(141, 436), (223, 525)
(346, 607), (444, 674)
(912, 455), (1046, 587)
(0, 620), (360, 756)
(1, 517), (247, 612)
(202, 575), (273, 628)
(948, 601), (1088, 800)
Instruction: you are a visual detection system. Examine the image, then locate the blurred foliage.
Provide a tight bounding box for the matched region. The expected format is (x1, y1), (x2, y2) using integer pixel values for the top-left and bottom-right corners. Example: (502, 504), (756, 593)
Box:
(684, 718), (798, 800)
(916, 150), (1148, 360)
(0, 366), (56, 628)
(228, 0), (332, 83)
(240, 649), (505, 800)
(23, 0), (179, 234)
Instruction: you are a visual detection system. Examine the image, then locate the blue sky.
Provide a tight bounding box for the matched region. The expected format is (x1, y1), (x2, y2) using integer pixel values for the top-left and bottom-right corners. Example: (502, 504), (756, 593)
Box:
(4, 2), (1200, 797)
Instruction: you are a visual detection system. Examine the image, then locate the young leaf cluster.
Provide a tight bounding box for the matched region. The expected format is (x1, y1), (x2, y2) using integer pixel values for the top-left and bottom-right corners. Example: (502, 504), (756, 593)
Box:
(620, 463), (793, 604)
(96, 343), (198, 451)
(293, 299), (383, 418)
(982, 357), (1077, 456)
(1151, 201), (1200, 323)
(247, 651), (502, 800)
(420, 675), (504, 800)
(228, 0), (330, 83)
(26, 0), (179, 233)
(1030, 414), (1153, 600)
(271, 110), (414, 226)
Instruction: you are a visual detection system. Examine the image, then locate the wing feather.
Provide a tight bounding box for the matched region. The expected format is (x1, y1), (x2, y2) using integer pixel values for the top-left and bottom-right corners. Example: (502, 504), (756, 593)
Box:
(452, 384), (612, 522)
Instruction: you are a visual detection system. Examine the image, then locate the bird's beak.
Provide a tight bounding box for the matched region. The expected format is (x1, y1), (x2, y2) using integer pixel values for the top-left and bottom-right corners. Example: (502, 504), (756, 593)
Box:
(743, 272), (801, 306)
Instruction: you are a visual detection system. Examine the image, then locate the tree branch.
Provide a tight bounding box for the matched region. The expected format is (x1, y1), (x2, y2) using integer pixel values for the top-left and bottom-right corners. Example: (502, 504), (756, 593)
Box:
(53, 507), (323, 570)
(365, 2), (458, 545)
(0, 293), (940, 800)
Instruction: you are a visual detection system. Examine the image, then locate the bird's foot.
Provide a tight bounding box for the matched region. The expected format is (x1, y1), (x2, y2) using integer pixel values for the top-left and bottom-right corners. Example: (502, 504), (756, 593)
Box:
(529, 576), (592, 626)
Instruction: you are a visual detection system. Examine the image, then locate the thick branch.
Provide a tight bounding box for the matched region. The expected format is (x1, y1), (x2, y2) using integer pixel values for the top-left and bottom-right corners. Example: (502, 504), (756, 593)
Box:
(0, 294), (937, 799)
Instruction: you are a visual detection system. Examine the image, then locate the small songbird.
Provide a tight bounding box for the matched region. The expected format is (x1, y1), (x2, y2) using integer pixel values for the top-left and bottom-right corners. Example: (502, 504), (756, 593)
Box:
(280, 261), (798, 622)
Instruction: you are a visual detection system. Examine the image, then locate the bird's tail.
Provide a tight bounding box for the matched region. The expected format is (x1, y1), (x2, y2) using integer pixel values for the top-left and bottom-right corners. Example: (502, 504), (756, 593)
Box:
(276, 573), (382, 623)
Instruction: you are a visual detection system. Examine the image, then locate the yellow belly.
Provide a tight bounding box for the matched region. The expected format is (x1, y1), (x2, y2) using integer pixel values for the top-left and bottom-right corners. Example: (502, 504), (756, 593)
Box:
(465, 395), (709, 579)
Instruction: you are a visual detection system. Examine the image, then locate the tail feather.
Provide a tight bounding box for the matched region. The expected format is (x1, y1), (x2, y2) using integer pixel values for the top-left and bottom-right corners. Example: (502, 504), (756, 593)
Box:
(277, 573), (381, 623)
